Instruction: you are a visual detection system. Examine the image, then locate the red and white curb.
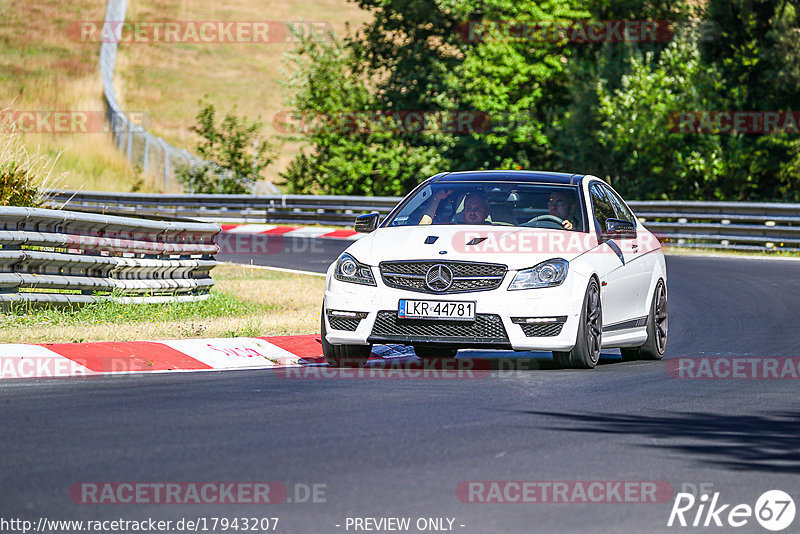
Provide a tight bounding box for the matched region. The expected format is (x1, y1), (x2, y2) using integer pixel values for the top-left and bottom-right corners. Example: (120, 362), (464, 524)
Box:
(220, 224), (363, 240)
(0, 336), (419, 380)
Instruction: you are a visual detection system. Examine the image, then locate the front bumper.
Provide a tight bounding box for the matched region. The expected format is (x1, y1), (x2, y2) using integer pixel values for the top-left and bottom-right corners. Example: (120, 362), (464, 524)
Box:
(323, 269), (588, 352)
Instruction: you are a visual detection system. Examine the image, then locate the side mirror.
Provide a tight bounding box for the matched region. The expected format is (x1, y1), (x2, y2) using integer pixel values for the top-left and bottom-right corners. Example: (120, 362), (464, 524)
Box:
(355, 212), (380, 233)
(604, 218), (637, 240)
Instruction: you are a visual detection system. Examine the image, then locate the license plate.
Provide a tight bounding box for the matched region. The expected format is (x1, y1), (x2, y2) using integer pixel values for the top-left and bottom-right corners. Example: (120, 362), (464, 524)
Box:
(398, 299), (476, 321)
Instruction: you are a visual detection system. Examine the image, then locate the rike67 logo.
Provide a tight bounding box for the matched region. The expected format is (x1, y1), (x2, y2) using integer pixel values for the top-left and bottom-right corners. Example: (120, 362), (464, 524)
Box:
(668, 490), (796, 531)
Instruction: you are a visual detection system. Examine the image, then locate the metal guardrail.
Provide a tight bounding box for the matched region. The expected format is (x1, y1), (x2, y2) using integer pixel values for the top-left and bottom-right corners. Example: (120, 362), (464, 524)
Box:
(47, 191), (800, 252)
(628, 200), (800, 252)
(0, 207), (220, 308)
(48, 190), (403, 226)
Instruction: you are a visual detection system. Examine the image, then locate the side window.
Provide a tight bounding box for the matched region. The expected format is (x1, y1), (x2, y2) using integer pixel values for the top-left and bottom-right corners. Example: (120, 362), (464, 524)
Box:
(603, 185), (635, 225)
(589, 183), (616, 233)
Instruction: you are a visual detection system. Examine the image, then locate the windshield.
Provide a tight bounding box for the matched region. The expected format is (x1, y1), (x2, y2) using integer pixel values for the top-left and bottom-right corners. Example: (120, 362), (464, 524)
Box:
(384, 182), (587, 232)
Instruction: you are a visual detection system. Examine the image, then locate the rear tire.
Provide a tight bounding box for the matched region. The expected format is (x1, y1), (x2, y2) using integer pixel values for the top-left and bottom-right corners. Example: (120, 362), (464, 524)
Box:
(620, 280), (667, 361)
(321, 305), (372, 368)
(553, 278), (602, 369)
(414, 346), (458, 359)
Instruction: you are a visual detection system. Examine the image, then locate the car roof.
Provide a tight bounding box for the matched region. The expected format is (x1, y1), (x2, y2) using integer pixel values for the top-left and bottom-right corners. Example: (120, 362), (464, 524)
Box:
(432, 170), (586, 186)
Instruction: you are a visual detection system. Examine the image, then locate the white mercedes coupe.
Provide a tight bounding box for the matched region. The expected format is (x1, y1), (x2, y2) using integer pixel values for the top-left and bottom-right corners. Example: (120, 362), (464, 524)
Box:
(321, 171), (668, 369)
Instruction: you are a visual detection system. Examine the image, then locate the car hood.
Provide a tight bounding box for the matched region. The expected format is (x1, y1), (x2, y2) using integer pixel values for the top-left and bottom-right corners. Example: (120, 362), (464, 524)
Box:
(345, 225), (598, 270)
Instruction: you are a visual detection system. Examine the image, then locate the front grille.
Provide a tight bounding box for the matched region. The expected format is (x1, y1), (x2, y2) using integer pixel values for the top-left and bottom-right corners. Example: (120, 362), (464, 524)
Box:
(327, 310), (367, 331)
(512, 316), (567, 337)
(517, 322), (565, 337)
(380, 261), (507, 294)
(328, 317), (362, 331)
(369, 311), (510, 346)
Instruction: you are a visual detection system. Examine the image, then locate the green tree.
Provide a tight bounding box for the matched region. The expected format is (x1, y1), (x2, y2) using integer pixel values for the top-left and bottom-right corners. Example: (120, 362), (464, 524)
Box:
(281, 0), (800, 200)
(279, 33), (446, 195)
(700, 0), (800, 200)
(177, 102), (272, 194)
(593, 31), (729, 199)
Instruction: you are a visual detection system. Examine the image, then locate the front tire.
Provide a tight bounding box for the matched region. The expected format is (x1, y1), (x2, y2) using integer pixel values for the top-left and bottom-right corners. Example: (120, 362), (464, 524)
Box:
(553, 278), (602, 369)
(620, 279), (667, 361)
(321, 305), (372, 367)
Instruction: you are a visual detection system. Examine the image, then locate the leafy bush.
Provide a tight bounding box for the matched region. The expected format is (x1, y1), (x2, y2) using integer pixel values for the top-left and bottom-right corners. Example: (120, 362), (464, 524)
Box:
(176, 102), (273, 194)
(593, 31), (729, 199)
(279, 34), (447, 196)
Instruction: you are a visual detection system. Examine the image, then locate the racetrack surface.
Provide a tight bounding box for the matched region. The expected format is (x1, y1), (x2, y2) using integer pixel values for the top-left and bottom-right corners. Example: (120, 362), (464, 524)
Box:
(2, 240), (799, 533)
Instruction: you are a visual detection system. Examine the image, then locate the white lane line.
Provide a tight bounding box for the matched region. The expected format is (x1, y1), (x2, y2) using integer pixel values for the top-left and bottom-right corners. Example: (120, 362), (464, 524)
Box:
(283, 228), (331, 239)
(224, 224), (278, 233)
(216, 261), (327, 277)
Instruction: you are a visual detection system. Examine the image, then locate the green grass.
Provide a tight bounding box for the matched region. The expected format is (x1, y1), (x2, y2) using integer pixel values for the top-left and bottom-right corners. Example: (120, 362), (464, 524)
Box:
(0, 264), (325, 343)
(0, 289), (272, 330)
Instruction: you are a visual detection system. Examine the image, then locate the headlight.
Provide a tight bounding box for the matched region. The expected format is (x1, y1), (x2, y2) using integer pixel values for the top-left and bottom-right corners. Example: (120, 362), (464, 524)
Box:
(508, 259), (569, 290)
(334, 253), (376, 286)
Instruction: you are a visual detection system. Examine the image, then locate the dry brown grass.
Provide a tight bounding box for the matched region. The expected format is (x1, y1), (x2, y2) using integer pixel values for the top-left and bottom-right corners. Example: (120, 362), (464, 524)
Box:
(0, 0), (162, 192)
(0, 264), (326, 343)
(117, 0), (372, 188)
(212, 263), (325, 335)
(1, 0), (370, 192)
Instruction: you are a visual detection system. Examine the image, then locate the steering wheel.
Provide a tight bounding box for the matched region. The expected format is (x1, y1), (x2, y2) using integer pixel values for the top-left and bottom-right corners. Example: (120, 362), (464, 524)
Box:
(528, 214), (564, 225)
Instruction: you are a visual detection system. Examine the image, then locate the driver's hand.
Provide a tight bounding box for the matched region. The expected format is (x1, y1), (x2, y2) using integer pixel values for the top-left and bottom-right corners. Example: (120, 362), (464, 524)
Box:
(561, 219), (573, 230)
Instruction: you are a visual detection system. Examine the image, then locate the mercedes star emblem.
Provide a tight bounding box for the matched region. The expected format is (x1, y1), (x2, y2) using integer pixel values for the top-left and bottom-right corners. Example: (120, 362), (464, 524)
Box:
(425, 264), (454, 291)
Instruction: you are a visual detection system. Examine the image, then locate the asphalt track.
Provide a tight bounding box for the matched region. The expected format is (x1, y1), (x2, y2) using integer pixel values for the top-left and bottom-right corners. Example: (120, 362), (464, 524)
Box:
(2, 236), (799, 533)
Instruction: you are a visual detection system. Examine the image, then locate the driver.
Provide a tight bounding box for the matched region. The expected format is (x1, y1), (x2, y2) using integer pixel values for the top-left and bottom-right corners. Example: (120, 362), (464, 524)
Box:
(547, 191), (578, 230)
(463, 192), (489, 225)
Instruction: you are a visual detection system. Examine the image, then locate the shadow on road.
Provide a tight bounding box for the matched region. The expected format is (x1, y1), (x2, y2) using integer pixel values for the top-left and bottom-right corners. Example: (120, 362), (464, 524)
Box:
(517, 409), (800, 473)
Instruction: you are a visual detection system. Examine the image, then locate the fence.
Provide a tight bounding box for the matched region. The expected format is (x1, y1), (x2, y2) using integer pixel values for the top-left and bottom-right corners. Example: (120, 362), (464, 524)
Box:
(101, 0), (204, 192)
(47, 191), (800, 252)
(0, 206), (220, 308)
